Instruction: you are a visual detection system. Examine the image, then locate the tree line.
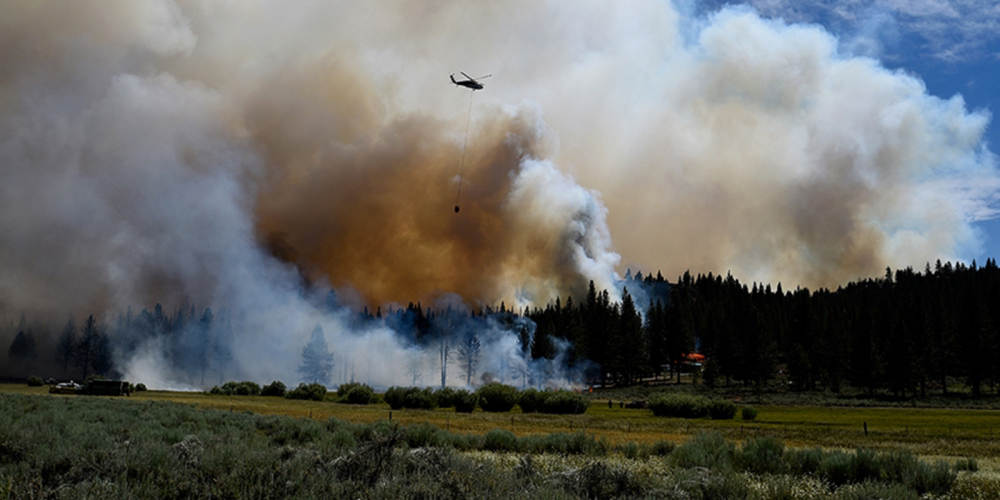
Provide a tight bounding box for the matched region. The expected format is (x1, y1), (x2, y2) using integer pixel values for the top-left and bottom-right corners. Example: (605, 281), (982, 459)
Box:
(7, 259), (1000, 397)
(4, 304), (233, 385)
(524, 260), (1000, 397)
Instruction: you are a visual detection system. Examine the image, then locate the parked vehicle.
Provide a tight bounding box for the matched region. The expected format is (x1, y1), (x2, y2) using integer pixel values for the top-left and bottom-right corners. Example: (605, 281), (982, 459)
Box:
(77, 379), (130, 396)
(49, 381), (82, 394)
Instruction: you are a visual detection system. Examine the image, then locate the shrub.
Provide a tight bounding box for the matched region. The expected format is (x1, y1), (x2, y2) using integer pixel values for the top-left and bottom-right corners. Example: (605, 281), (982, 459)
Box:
(213, 380), (262, 396)
(434, 387), (458, 408)
(403, 387), (437, 409)
(517, 388), (545, 413)
(337, 382), (364, 398)
(384, 386), (436, 410)
(648, 394), (710, 418)
(954, 457), (978, 472)
(785, 447), (824, 476)
(453, 390), (477, 413)
(134, 383), (147, 392)
(671, 432), (736, 470)
(344, 385), (375, 405)
(834, 482), (919, 500)
(706, 400), (737, 420)
(285, 382), (327, 401)
(819, 450), (853, 485)
(261, 380), (286, 397)
(383, 386), (405, 409)
(906, 459), (957, 496)
(540, 391), (589, 415)
(482, 429), (519, 452)
(739, 436), (786, 474)
(618, 441), (641, 459)
(741, 406), (758, 421)
(569, 461), (644, 499)
(849, 447), (881, 483)
(404, 423), (445, 448)
(477, 382), (518, 413)
(650, 439), (675, 456)
(26, 376), (44, 387)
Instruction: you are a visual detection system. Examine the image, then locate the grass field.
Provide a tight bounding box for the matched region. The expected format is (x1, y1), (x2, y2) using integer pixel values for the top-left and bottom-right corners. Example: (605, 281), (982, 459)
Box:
(5, 383), (998, 459)
(6, 384), (1000, 498)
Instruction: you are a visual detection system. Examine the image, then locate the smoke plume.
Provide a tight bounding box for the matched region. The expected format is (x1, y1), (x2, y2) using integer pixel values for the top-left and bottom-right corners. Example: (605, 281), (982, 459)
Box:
(0, 1), (995, 386)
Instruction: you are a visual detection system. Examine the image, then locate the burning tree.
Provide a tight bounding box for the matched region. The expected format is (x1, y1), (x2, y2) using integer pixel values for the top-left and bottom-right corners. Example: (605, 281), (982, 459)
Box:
(298, 323), (334, 384)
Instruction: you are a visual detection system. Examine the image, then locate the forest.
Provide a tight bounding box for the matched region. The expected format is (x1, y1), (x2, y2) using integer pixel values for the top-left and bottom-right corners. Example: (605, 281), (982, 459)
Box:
(5, 259), (1000, 399)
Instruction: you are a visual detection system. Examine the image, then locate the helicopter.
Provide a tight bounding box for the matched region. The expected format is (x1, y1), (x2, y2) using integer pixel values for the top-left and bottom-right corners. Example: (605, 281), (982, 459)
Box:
(450, 72), (491, 91)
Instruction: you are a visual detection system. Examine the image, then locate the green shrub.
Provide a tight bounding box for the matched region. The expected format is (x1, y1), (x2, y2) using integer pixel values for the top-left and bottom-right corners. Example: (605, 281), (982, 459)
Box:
(26, 376), (44, 387)
(261, 380), (286, 397)
(739, 436), (786, 474)
(453, 390), (477, 413)
(517, 388), (545, 413)
(336, 382), (364, 398)
(618, 441), (641, 459)
(648, 393), (710, 418)
(954, 457), (978, 472)
(213, 380), (262, 396)
(671, 432), (736, 470)
(741, 406), (758, 421)
(833, 481), (919, 500)
(134, 383), (147, 391)
(477, 383), (518, 413)
(907, 459), (957, 496)
(650, 439), (675, 456)
(403, 387), (437, 409)
(849, 447), (881, 483)
(482, 429), (519, 452)
(540, 391), (589, 415)
(383, 386), (405, 409)
(819, 450), (853, 485)
(404, 423), (445, 448)
(344, 385), (375, 405)
(285, 382), (327, 401)
(681, 469), (751, 499)
(383, 386), (436, 410)
(707, 400), (737, 420)
(785, 447), (824, 475)
(568, 461), (644, 499)
(433, 387), (458, 408)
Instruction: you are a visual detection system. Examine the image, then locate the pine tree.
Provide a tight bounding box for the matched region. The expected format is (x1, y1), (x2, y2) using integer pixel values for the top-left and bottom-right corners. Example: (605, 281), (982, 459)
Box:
(55, 317), (76, 375)
(75, 315), (100, 380)
(8, 330), (37, 366)
(298, 324), (334, 384)
(456, 333), (481, 386)
(612, 288), (644, 385)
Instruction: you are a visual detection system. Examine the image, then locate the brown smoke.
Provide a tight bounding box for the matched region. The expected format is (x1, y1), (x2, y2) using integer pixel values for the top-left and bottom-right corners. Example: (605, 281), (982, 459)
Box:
(0, 0), (996, 319)
(250, 89), (575, 305)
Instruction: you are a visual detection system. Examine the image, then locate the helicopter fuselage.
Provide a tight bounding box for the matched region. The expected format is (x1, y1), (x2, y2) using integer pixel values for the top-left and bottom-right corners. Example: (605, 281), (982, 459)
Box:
(450, 74), (483, 90)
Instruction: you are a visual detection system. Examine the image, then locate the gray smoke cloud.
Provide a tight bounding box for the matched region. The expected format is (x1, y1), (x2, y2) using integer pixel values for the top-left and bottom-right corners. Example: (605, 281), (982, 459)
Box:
(0, 1), (995, 387)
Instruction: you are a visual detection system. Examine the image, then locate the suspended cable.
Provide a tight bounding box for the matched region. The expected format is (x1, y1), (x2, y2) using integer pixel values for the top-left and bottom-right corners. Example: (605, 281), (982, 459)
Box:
(454, 89), (474, 214)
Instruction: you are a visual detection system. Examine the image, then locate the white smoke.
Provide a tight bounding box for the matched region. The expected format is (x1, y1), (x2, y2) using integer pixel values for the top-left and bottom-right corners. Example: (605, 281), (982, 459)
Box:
(0, 1), (996, 387)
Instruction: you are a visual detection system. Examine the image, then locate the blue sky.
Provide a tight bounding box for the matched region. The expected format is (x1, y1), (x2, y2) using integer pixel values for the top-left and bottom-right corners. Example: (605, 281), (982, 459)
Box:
(695, 0), (1000, 263)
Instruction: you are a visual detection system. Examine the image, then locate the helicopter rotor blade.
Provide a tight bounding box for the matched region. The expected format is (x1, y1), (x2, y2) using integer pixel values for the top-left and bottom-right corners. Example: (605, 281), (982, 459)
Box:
(460, 71), (473, 80)
(477, 74), (492, 80)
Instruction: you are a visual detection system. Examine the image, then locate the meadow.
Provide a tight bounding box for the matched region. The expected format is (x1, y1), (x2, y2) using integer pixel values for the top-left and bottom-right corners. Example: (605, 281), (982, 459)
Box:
(3, 383), (1000, 498)
(5, 383), (998, 458)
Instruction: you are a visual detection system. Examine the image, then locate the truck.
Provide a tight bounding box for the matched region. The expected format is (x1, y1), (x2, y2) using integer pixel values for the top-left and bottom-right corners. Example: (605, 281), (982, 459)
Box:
(76, 379), (131, 396)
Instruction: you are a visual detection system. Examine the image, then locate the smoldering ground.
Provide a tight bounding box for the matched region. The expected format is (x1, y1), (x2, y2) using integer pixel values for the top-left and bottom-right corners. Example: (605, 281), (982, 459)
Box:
(0, 1), (996, 387)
